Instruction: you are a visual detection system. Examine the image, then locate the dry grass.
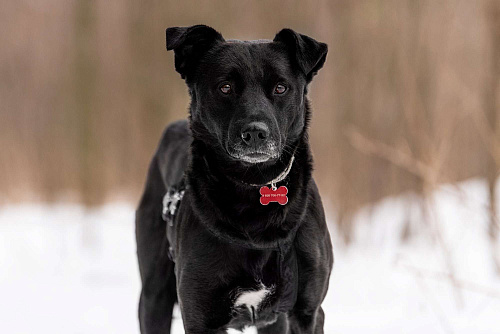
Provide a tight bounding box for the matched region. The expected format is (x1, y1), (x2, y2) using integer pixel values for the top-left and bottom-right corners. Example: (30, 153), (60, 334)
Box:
(0, 1), (499, 239)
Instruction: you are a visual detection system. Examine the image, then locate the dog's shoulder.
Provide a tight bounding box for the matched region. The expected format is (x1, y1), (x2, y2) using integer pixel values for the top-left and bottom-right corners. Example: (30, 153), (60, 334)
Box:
(296, 178), (334, 269)
(159, 119), (190, 146)
(155, 119), (192, 188)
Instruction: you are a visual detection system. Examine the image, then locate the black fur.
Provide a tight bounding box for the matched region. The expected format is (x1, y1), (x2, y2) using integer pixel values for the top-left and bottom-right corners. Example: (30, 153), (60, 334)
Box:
(136, 25), (333, 334)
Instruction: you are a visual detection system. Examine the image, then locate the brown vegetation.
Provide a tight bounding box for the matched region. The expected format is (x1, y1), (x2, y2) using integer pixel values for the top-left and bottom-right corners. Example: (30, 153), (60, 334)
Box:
(0, 1), (498, 239)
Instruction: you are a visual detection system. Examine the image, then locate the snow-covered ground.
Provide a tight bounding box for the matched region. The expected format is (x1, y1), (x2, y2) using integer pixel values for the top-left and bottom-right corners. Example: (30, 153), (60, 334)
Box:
(1, 178), (500, 333)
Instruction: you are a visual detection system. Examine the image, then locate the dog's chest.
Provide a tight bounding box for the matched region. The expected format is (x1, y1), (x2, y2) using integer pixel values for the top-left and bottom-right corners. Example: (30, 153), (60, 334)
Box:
(229, 242), (298, 320)
(233, 282), (273, 312)
(230, 281), (278, 327)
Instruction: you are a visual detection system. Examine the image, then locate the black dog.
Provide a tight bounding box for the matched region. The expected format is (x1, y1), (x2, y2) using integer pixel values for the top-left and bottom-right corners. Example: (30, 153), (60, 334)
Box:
(136, 25), (333, 334)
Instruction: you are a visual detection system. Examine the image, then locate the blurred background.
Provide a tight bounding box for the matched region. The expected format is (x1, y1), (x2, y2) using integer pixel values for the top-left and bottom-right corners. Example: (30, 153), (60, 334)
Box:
(1, 0), (500, 333)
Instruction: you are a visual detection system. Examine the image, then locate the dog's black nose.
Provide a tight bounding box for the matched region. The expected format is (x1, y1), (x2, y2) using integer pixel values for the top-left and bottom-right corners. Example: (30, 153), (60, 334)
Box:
(241, 122), (269, 146)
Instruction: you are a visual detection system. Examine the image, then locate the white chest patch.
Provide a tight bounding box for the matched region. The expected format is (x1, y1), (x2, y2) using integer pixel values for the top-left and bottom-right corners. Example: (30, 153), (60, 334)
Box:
(234, 282), (271, 312)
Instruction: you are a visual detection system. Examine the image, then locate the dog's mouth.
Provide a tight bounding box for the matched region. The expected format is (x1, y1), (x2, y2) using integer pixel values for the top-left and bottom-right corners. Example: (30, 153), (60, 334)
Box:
(226, 135), (281, 164)
(228, 147), (280, 164)
(233, 151), (277, 164)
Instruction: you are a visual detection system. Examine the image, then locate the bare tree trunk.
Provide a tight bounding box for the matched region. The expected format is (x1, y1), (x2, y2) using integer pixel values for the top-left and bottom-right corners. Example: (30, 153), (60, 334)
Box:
(485, 0), (500, 274)
(74, 0), (100, 248)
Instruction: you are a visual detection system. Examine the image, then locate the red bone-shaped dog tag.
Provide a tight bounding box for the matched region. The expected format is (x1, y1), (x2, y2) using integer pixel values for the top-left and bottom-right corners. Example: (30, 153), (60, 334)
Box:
(259, 186), (288, 205)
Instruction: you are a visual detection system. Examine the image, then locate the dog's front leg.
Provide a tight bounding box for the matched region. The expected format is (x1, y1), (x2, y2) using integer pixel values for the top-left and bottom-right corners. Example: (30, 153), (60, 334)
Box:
(258, 313), (289, 334)
(180, 309), (229, 334)
(287, 306), (325, 334)
(179, 300), (232, 334)
(183, 328), (227, 334)
(177, 279), (233, 334)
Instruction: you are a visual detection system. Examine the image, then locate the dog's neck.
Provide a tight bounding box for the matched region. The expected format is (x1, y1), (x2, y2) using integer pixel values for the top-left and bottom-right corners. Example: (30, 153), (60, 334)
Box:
(227, 153), (296, 190)
(185, 133), (312, 249)
(189, 135), (306, 193)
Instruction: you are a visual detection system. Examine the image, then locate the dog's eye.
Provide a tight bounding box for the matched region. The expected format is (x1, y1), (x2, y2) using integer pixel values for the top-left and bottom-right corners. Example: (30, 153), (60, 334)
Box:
(220, 84), (231, 94)
(274, 84), (287, 95)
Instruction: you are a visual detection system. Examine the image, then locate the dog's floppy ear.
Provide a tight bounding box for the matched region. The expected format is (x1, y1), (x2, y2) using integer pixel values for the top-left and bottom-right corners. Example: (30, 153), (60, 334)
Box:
(273, 29), (328, 82)
(166, 25), (224, 79)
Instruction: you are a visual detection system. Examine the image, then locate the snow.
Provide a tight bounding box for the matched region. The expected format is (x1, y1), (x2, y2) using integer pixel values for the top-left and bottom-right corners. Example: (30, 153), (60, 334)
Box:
(1, 178), (500, 333)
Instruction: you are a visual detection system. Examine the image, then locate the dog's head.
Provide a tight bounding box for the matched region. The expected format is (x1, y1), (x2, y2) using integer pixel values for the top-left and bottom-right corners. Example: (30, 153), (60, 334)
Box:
(166, 25), (327, 165)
